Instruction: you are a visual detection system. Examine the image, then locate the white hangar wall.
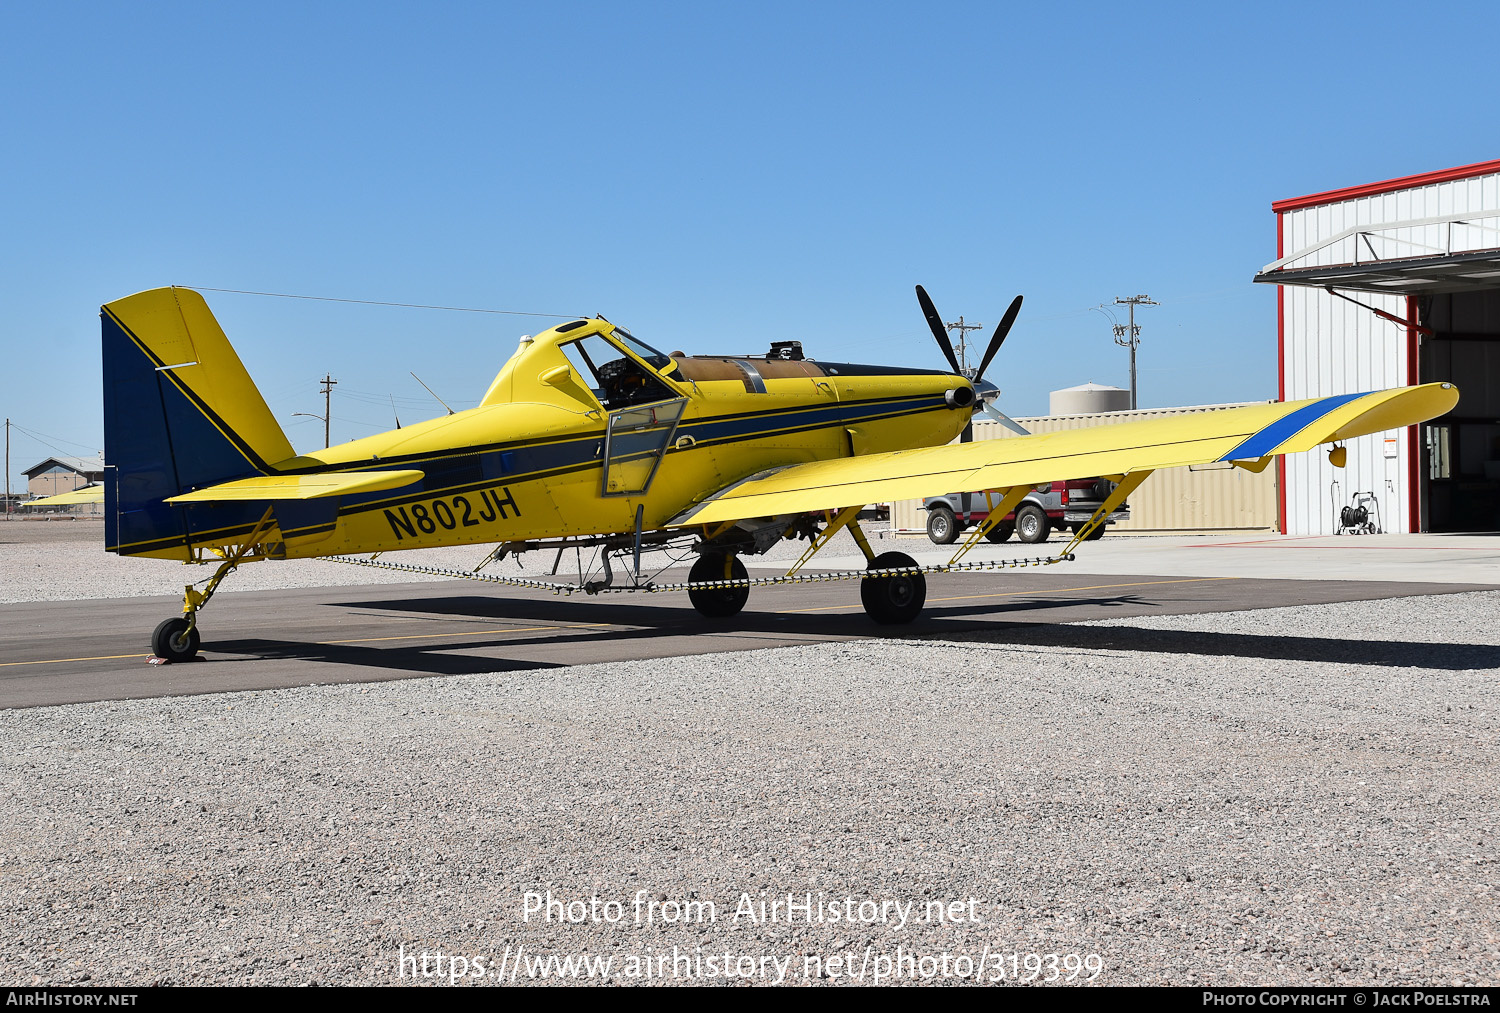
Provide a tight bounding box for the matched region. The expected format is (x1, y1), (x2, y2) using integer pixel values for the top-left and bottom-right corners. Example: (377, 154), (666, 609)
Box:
(1280, 278), (1410, 535)
(1276, 164), (1500, 534)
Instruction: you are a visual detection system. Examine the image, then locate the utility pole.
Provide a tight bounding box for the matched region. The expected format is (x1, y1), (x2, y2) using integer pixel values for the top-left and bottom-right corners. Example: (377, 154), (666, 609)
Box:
(945, 316), (984, 378)
(320, 374), (337, 448)
(945, 316), (984, 448)
(1112, 295), (1158, 410)
(944, 317), (985, 532)
(292, 374), (338, 449)
(4, 418), (10, 521)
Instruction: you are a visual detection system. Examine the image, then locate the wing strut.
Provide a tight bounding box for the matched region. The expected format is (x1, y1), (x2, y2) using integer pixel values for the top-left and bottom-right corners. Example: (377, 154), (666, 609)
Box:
(1054, 470), (1152, 557)
(947, 486), (1034, 565)
(785, 505), (864, 577)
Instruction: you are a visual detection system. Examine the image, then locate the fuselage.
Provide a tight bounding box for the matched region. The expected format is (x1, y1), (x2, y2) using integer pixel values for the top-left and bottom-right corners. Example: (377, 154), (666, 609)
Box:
(263, 319), (973, 558)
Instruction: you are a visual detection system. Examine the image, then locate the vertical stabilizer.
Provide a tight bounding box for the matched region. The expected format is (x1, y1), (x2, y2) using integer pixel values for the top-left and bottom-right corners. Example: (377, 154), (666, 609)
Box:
(102, 287), (295, 556)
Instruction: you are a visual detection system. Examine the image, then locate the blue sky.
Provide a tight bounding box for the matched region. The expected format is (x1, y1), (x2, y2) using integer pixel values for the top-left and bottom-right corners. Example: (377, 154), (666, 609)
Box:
(3, 1), (1497, 485)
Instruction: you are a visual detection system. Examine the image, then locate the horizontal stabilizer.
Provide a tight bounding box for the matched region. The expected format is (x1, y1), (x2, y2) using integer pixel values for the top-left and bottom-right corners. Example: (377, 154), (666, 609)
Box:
(164, 470), (424, 504)
(23, 485), (105, 507)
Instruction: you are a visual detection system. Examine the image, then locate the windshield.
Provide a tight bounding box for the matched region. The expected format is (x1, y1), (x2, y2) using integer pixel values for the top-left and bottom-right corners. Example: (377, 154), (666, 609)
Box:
(611, 328), (673, 371)
(559, 334), (677, 411)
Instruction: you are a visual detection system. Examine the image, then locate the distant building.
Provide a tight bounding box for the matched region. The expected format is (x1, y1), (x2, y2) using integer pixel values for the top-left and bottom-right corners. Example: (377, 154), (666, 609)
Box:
(24, 456), (104, 499)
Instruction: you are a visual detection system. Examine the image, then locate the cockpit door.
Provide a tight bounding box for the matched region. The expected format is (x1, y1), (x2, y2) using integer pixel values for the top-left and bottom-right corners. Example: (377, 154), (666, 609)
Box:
(602, 398), (687, 496)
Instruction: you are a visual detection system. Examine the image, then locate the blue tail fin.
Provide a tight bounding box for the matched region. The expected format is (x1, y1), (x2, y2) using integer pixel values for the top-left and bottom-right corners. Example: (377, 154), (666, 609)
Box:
(102, 287), (296, 557)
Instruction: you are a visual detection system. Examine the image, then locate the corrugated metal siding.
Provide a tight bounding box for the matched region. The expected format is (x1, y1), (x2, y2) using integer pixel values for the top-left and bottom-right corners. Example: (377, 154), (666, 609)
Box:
(1279, 169), (1500, 534)
(889, 403), (1279, 533)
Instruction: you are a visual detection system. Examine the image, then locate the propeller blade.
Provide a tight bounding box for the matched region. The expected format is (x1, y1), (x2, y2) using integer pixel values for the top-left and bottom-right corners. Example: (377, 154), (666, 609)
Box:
(978, 402), (1031, 436)
(915, 284), (961, 375)
(973, 294), (1023, 383)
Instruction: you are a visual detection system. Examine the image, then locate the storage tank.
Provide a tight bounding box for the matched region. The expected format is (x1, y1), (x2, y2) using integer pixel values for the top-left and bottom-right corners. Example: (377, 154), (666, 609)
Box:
(1049, 382), (1130, 416)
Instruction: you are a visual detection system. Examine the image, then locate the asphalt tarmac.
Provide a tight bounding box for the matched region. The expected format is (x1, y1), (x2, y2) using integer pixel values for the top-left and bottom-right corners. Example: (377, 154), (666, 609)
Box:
(3, 568), (1493, 709)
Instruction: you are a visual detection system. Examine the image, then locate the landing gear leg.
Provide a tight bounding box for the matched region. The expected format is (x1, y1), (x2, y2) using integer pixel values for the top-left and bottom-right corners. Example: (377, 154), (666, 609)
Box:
(151, 508), (274, 662)
(788, 511), (926, 624)
(154, 556), (237, 662)
(846, 516), (878, 563)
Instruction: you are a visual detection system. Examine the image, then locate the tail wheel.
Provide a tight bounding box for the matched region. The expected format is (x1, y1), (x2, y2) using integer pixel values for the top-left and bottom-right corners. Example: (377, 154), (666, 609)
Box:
(985, 524), (1013, 543)
(860, 551), (926, 625)
(151, 617), (201, 662)
(1016, 504), (1050, 544)
(688, 554), (750, 618)
(925, 506), (958, 544)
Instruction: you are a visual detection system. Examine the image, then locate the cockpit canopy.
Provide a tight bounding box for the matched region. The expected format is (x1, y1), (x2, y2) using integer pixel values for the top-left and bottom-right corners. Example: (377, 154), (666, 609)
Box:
(554, 326), (679, 411)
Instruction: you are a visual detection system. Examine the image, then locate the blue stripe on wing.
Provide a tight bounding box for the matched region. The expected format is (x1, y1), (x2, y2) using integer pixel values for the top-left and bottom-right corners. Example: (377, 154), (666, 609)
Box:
(1217, 391), (1368, 462)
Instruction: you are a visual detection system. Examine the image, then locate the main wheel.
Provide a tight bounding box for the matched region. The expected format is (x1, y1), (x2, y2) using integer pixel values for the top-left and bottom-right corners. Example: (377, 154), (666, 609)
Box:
(151, 616), (201, 662)
(688, 554), (750, 618)
(860, 551), (926, 625)
(985, 523), (1013, 543)
(925, 505), (958, 545)
(1015, 505), (1051, 544)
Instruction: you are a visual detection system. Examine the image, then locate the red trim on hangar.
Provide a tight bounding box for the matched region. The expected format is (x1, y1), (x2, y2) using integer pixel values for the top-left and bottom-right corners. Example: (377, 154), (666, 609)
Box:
(1271, 157), (1500, 213)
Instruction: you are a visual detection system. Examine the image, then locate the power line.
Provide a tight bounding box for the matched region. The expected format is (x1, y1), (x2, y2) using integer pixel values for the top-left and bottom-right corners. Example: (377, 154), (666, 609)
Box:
(9, 424), (102, 460)
(183, 286), (580, 319)
(9, 423), (100, 455)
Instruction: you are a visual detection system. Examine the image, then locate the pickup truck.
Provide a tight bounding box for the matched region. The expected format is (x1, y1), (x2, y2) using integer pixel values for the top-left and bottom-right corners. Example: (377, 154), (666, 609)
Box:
(922, 479), (1129, 544)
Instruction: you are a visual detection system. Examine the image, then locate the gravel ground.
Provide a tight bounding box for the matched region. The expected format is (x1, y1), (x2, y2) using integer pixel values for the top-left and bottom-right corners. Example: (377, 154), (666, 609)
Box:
(1, 586), (1497, 986)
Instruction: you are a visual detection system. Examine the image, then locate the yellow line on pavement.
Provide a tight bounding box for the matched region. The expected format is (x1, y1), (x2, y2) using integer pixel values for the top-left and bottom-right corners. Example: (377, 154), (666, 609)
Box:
(0, 652), (152, 668)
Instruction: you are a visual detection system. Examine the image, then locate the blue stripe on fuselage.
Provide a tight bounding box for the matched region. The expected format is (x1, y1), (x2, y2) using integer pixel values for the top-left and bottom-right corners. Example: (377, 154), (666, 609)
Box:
(1217, 392), (1368, 462)
(330, 392), (950, 516)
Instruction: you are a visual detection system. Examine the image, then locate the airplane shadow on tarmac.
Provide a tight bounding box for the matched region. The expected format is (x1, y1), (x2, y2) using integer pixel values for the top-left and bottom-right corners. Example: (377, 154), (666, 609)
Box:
(198, 637), (567, 677)
(198, 591), (1500, 676)
(939, 623), (1500, 672)
(202, 594), (1145, 677)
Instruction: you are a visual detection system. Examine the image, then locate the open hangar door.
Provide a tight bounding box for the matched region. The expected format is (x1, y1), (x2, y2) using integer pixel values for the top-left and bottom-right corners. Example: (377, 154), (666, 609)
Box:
(1419, 291), (1500, 531)
(1256, 164), (1500, 534)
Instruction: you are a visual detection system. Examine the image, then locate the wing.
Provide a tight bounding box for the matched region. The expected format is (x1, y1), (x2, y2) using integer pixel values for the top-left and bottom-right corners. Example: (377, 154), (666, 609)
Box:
(22, 485), (106, 507)
(670, 384), (1457, 525)
(163, 470), (424, 503)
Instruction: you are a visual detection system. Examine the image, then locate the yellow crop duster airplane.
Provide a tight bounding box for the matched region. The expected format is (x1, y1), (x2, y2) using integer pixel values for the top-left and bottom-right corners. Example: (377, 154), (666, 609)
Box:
(98, 286), (1457, 662)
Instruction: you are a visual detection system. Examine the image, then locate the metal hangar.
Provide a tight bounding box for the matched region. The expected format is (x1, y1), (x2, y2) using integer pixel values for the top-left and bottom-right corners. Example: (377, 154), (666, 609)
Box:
(1255, 158), (1500, 534)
